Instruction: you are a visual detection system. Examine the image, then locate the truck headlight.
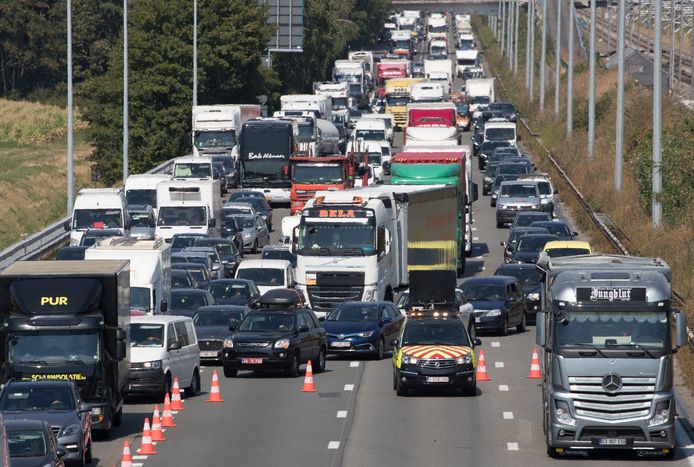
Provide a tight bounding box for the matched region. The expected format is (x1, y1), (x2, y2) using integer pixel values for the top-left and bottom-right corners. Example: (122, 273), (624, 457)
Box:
(648, 402), (670, 426)
(363, 287), (377, 301)
(357, 331), (373, 338)
(61, 424), (80, 437)
(274, 339), (290, 349)
(90, 407), (102, 416)
(486, 309), (501, 317)
(223, 337), (234, 349)
(402, 354), (418, 365)
(527, 292), (540, 301)
(143, 360), (162, 369)
(555, 400), (576, 426)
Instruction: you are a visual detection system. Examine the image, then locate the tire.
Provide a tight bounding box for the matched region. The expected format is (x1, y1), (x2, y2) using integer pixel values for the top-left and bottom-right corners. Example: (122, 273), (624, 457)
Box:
(546, 429), (558, 458)
(251, 240), (258, 254)
(462, 382), (477, 397)
(499, 318), (508, 336)
(491, 199), (496, 207)
(286, 352), (300, 378)
(185, 369), (200, 397)
(496, 221), (504, 229)
(516, 312), (527, 333)
(84, 442), (93, 464)
(313, 347), (326, 373)
(223, 366), (238, 378)
(374, 338), (385, 360)
(113, 406), (122, 427)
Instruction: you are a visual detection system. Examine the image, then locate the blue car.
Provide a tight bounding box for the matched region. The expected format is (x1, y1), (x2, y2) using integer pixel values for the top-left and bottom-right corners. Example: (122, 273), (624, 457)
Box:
(461, 276), (527, 336)
(322, 301), (403, 360)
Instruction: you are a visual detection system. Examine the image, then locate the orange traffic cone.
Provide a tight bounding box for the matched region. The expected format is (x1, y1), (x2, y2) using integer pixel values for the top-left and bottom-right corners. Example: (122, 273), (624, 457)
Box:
(150, 405), (166, 442)
(161, 394), (176, 428)
(206, 369), (225, 403)
(136, 418), (158, 455)
(301, 360), (317, 393)
(527, 347), (542, 379)
(475, 350), (491, 381)
(170, 378), (184, 410)
(120, 440), (132, 467)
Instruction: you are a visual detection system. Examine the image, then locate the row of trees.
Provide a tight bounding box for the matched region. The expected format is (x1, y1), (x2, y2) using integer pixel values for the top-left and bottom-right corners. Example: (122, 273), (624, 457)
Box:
(0, 0), (390, 184)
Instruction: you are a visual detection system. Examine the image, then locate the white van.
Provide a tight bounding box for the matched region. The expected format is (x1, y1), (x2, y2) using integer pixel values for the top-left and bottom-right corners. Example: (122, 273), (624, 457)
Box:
(235, 259), (294, 296)
(128, 316), (201, 400)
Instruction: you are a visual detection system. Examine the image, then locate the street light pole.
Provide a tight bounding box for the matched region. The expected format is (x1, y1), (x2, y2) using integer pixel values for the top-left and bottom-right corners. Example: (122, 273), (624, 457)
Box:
(526, 0), (532, 87)
(539, 0), (547, 109)
(615, 0), (625, 192)
(529, 0), (535, 100)
(653, 0), (663, 227)
(588, 0), (596, 160)
(513, 0), (519, 73)
(193, 0), (198, 107)
(567, 0), (574, 136)
(123, 0), (128, 184)
(554, 0), (561, 117)
(67, 0), (73, 213)
(669, 0), (675, 92)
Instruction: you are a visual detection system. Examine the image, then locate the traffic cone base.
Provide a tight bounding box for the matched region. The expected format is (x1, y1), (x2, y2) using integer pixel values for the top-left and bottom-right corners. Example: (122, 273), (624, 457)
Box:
(527, 347), (542, 379)
(206, 369), (225, 403)
(301, 360), (317, 393)
(150, 405), (166, 442)
(137, 418), (158, 455)
(161, 394), (176, 427)
(120, 440), (133, 467)
(476, 350), (491, 381)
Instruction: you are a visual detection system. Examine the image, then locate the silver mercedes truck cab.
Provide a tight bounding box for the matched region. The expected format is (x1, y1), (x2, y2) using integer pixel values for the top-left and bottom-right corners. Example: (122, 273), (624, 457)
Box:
(535, 254), (687, 458)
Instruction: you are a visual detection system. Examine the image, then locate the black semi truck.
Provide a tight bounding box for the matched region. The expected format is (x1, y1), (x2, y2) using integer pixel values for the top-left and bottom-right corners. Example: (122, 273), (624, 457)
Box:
(0, 260), (130, 433)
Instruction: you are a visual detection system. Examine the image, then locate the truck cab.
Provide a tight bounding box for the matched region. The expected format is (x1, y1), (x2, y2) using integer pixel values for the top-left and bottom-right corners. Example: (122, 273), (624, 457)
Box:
(155, 180), (221, 241)
(66, 188), (127, 246)
(289, 155), (357, 214)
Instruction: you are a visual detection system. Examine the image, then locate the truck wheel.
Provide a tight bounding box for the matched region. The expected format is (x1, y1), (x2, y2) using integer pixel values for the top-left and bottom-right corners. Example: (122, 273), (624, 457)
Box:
(396, 378), (409, 397)
(223, 366), (237, 378)
(185, 369), (200, 397)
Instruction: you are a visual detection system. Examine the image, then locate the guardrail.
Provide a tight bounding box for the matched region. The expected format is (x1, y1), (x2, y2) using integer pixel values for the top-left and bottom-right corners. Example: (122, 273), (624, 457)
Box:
(0, 158), (175, 271)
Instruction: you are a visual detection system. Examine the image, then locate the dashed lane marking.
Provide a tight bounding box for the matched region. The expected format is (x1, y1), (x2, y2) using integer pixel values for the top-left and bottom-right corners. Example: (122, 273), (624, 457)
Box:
(133, 464), (144, 467)
(495, 362), (504, 368)
(133, 455), (148, 460)
(344, 384), (354, 391)
(499, 385), (509, 391)
(472, 227), (478, 231)
(491, 341), (500, 348)
(350, 362), (359, 368)
(473, 237), (479, 241)
(337, 410), (347, 418)
(507, 442), (519, 451)
(476, 256), (484, 259)
(503, 412), (514, 420)
(327, 441), (340, 450)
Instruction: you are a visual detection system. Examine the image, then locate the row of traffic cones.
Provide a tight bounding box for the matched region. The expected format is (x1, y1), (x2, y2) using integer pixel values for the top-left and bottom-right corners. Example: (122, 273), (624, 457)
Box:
(118, 370), (225, 465)
(474, 347), (542, 381)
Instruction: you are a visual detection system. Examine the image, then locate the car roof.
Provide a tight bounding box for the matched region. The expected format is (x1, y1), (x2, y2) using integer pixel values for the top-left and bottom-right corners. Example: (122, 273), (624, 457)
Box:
(544, 240), (592, 250)
(262, 244), (291, 252)
(171, 288), (209, 295)
(198, 305), (250, 312)
(132, 315), (192, 324)
(495, 263), (537, 271)
(209, 279), (255, 286)
(463, 275), (516, 285)
(258, 288), (303, 308)
(237, 259), (292, 269)
(4, 380), (74, 388)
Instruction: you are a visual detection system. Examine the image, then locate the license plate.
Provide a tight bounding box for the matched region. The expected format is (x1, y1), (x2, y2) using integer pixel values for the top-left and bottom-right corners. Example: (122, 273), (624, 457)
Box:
(426, 376), (449, 383)
(598, 438), (627, 446)
(331, 341), (351, 348)
(241, 358), (263, 364)
(200, 351), (218, 358)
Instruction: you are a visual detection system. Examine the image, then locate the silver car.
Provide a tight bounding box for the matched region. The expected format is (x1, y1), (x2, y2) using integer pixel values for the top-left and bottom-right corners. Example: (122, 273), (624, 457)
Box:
(496, 180), (542, 228)
(233, 214), (270, 253)
(126, 205), (156, 240)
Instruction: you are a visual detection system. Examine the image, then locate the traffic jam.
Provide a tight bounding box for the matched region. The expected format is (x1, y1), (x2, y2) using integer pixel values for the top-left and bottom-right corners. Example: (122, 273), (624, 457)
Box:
(0, 7), (687, 467)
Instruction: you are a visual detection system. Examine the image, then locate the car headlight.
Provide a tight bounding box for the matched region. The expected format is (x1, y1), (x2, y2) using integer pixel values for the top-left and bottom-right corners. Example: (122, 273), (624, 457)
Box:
(401, 354), (418, 365)
(648, 402), (670, 426)
(527, 292), (540, 301)
(223, 337), (234, 349)
(456, 355), (473, 365)
(530, 205), (540, 210)
(484, 176), (492, 183)
(555, 400), (576, 426)
(261, 214), (268, 219)
(61, 424), (80, 437)
(486, 309), (502, 317)
(357, 331), (373, 338)
(274, 339), (290, 349)
(142, 360), (162, 369)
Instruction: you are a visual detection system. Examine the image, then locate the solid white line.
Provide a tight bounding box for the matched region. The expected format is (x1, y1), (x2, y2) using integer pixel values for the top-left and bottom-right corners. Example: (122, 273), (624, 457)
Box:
(491, 341), (500, 348)
(495, 361), (504, 368)
(337, 410), (347, 418)
(344, 384), (354, 391)
(476, 256), (484, 259)
(503, 412), (514, 420)
(499, 385), (509, 391)
(133, 455), (148, 460)
(133, 464), (144, 467)
(507, 442), (519, 451)
(350, 361), (359, 367)
(327, 441), (340, 450)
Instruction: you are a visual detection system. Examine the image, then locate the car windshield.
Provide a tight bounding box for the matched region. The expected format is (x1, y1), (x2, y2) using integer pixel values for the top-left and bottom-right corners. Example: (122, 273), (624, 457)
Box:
(486, 128), (515, 141)
(194, 310), (245, 325)
(234, 216), (255, 229)
(171, 271), (192, 288)
(517, 236), (554, 253)
(0, 386), (75, 413)
(402, 323), (469, 346)
(531, 222), (571, 237)
(368, 153), (382, 165)
(555, 311), (667, 350)
(183, 267), (208, 282)
(461, 283), (506, 301)
(130, 324), (164, 347)
(332, 97), (348, 110)
(9, 331), (99, 364)
(298, 222), (376, 255)
(239, 313), (294, 332)
(126, 189), (156, 207)
(131, 287), (151, 312)
(174, 163), (211, 178)
(496, 268), (541, 287)
(236, 268), (284, 286)
(262, 250), (296, 267)
(515, 213), (550, 226)
(73, 209), (122, 229)
(7, 430), (47, 457)
(293, 164), (344, 184)
(509, 229), (546, 244)
(493, 175), (518, 188)
(56, 248), (85, 260)
(500, 184), (538, 197)
(158, 206), (206, 226)
(546, 247), (591, 257)
(327, 305), (379, 321)
(209, 282), (252, 300)
(172, 292), (208, 310)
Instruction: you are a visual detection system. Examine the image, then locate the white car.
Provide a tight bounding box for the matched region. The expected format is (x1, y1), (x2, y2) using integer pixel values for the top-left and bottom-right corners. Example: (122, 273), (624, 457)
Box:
(235, 259), (295, 296)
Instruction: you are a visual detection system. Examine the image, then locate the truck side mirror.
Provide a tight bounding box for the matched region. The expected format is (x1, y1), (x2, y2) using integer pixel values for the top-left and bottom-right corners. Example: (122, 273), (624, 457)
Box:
(535, 311), (547, 348)
(676, 310), (687, 348)
(115, 341), (126, 360)
(116, 328), (127, 341)
(290, 226), (299, 254)
(208, 218), (216, 228)
(64, 219), (71, 231)
(160, 300), (168, 313)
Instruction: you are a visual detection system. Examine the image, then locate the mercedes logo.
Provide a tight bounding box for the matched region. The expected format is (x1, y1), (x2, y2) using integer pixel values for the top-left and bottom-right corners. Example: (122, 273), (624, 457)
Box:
(602, 373), (622, 393)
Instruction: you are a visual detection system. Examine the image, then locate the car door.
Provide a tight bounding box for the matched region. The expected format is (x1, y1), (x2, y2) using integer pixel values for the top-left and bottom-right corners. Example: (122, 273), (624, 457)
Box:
(386, 303), (404, 341)
(512, 281), (525, 324)
(183, 319), (200, 383)
(166, 322), (182, 383)
(295, 313), (312, 363)
(73, 386), (90, 452)
(507, 283), (521, 325)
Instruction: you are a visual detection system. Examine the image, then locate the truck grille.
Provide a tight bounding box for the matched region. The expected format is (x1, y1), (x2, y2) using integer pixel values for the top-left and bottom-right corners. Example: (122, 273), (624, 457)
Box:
(308, 286), (364, 314)
(419, 358), (456, 369)
(199, 340), (223, 351)
(569, 376), (655, 420)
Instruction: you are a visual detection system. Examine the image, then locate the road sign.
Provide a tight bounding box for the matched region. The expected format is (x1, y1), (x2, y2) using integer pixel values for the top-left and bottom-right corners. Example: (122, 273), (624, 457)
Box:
(260, 0), (304, 53)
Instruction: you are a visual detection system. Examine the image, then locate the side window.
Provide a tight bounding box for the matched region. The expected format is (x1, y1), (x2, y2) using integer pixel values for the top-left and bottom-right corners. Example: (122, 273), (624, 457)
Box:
(506, 285), (514, 300)
(297, 313), (309, 330)
(174, 321), (189, 347)
(166, 323), (177, 348)
(382, 306), (392, 319)
(388, 304), (399, 318)
(185, 320), (197, 345)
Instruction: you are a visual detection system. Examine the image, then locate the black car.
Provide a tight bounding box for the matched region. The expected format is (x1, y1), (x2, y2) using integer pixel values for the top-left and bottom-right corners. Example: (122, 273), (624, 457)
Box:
(213, 162), (229, 194)
(478, 141), (512, 170)
(472, 126), (484, 155)
(501, 226), (550, 262)
(0, 380), (91, 466)
(193, 305), (251, 364)
(78, 228), (125, 247)
(529, 221), (577, 240)
(221, 215), (244, 255)
(55, 246), (89, 261)
(461, 276), (527, 335)
(172, 262), (211, 289)
(487, 102), (517, 122)
(211, 154), (237, 189)
(510, 211), (553, 229)
(6, 419), (67, 467)
(222, 291), (327, 377)
(494, 264), (542, 320)
(511, 233), (560, 264)
(412, 62), (425, 77)
(195, 237), (243, 277)
(170, 233), (208, 253)
(171, 268), (197, 289)
(233, 197), (273, 231)
(208, 279), (261, 307)
(322, 301), (403, 359)
(169, 288), (214, 317)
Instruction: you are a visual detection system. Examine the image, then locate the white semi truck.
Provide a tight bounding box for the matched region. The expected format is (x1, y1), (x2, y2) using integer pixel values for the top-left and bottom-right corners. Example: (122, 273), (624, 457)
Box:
(155, 179), (221, 241)
(191, 105), (261, 157)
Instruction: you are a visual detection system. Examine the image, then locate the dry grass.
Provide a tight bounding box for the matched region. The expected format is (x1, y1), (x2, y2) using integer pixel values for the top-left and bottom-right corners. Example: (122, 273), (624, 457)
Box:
(0, 98), (88, 145)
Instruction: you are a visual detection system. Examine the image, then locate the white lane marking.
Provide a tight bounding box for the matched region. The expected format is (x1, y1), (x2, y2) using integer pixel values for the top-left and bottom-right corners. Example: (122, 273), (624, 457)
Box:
(499, 385), (509, 391)
(133, 464), (144, 467)
(344, 384), (354, 391)
(337, 410), (348, 418)
(675, 418), (694, 466)
(327, 441), (340, 450)
(473, 237), (479, 241)
(507, 442), (519, 451)
(491, 341), (501, 348)
(172, 411), (179, 414)
(481, 266), (486, 271)
(133, 456), (148, 460)
(472, 227), (478, 231)
(495, 361), (504, 368)
(350, 361), (359, 368)
(503, 412), (514, 420)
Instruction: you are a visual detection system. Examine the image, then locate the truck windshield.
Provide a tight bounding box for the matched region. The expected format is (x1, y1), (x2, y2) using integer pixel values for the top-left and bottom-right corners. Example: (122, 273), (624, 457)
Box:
(174, 163), (211, 178)
(429, 25), (446, 33)
(129, 212), (152, 228)
(195, 131), (236, 149)
(9, 331), (99, 364)
(394, 40), (410, 49)
(298, 223), (376, 255)
(500, 184), (538, 197)
(297, 122), (315, 142)
(368, 153), (382, 165)
(471, 96), (490, 105)
(131, 287), (151, 312)
(126, 189), (156, 207)
(73, 209), (122, 229)
(457, 58), (476, 66)
(555, 311), (668, 350)
(332, 97), (348, 110)
(241, 160), (290, 187)
(131, 324), (164, 347)
(486, 128), (516, 141)
(356, 129), (386, 140)
(236, 268), (284, 286)
(386, 95), (410, 106)
(157, 206), (207, 226)
(293, 164), (343, 184)
(402, 323), (469, 346)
